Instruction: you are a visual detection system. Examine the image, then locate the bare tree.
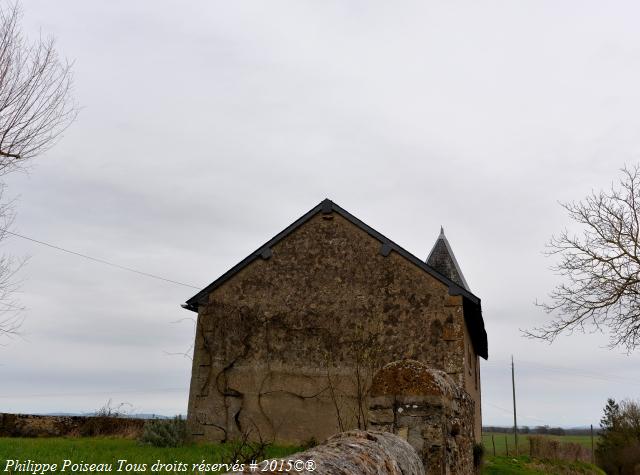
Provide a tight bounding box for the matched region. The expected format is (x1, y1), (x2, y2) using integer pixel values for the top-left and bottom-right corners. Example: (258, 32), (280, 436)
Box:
(527, 165), (640, 351)
(0, 3), (76, 172)
(0, 169), (24, 346)
(0, 1), (76, 342)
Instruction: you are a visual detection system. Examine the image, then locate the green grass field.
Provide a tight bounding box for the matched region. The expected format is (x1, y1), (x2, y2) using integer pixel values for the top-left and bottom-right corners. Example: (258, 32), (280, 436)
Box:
(482, 432), (598, 457)
(0, 437), (301, 474)
(482, 456), (605, 475)
(0, 436), (607, 475)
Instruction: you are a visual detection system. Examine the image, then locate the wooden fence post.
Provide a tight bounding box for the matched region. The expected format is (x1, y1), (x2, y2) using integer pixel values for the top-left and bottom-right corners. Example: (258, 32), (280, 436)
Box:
(591, 424), (595, 463)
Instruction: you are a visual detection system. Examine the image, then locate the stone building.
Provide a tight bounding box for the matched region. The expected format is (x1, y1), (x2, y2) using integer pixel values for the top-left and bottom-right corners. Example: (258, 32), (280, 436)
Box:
(183, 199), (488, 445)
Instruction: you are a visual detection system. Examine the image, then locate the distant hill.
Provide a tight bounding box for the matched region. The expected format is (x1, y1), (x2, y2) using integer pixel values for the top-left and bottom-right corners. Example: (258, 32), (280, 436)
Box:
(483, 425), (600, 436)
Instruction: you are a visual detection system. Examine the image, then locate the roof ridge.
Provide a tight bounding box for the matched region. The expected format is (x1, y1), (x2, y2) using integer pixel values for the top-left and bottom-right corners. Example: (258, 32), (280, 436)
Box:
(183, 198), (487, 359)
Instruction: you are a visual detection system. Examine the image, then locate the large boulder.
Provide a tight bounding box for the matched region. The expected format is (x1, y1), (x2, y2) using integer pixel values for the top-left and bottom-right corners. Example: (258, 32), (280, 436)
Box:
(225, 430), (424, 475)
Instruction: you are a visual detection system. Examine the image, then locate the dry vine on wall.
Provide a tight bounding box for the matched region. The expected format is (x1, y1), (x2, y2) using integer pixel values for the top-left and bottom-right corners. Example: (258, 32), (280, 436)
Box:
(192, 300), (386, 443)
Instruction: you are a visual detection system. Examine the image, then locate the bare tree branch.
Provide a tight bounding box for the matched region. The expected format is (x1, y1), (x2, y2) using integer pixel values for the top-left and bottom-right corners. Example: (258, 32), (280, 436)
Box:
(525, 164), (640, 352)
(0, 3), (77, 174)
(0, 1), (76, 344)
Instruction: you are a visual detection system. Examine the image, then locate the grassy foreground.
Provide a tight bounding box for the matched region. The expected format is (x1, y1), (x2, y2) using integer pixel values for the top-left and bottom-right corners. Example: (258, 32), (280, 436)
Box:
(482, 456), (605, 475)
(1, 437), (607, 475)
(0, 437), (301, 474)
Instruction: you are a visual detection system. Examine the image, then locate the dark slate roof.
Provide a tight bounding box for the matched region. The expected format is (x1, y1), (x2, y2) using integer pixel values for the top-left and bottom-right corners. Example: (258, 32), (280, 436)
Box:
(426, 227), (470, 291)
(183, 199), (488, 359)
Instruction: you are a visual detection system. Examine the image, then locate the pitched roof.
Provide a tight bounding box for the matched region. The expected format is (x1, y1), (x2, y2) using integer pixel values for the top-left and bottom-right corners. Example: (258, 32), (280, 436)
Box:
(183, 199), (488, 359)
(426, 227), (471, 291)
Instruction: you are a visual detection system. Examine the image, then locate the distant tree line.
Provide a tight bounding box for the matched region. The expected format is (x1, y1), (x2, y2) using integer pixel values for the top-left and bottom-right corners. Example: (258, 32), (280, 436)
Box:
(482, 425), (598, 436)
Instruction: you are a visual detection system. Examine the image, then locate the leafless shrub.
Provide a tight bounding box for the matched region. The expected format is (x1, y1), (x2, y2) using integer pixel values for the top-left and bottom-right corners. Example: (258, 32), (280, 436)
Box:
(74, 400), (143, 438)
(92, 399), (133, 418)
(325, 324), (383, 432)
(528, 435), (591, 462)
(225, 420), (271, 465)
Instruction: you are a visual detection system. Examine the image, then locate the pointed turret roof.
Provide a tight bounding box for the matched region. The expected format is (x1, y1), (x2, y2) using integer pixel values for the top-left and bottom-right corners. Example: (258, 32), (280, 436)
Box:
(426, 227), (470, 291)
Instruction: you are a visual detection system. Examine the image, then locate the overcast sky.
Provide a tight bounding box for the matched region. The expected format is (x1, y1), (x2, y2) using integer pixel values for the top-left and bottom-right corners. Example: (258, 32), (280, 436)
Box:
(2, 0), (640, 427)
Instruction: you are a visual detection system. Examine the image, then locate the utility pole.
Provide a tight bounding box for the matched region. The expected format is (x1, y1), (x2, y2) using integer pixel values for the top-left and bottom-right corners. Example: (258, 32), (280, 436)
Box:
(512, 355), (519, 456)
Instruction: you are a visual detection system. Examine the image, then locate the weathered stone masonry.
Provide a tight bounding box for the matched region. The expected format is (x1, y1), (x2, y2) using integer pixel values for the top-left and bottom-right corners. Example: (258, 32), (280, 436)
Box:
(368, 360), (475, 474)
(184, 199), (487, 446)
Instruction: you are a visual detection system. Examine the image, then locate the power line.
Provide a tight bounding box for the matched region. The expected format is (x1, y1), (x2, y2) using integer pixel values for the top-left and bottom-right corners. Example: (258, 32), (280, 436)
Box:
(484, 359), (640, 385)
(5, 230), (201, 290)
(483, 401), (547, 424)
(519, 361), (639, 385)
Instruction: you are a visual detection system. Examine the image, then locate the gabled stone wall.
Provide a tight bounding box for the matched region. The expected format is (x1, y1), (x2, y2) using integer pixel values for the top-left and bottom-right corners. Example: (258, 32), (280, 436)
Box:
(187, 212), (480, 445)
